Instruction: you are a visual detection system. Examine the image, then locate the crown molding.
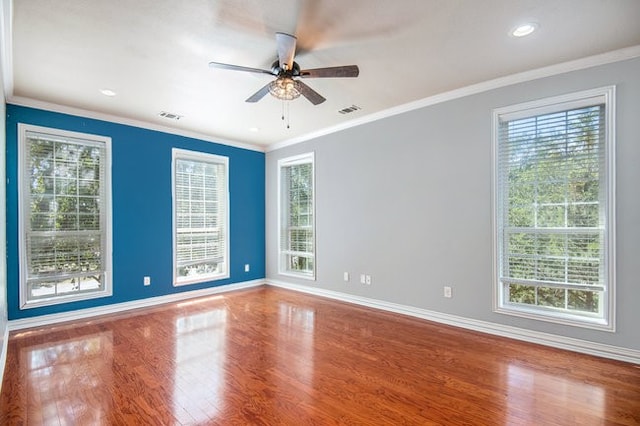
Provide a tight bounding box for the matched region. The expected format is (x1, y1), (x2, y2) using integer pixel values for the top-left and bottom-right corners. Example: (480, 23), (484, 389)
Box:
(267, 45), (640, 152)
(3, 0), (639, 155)
(7, 95), (266, 152)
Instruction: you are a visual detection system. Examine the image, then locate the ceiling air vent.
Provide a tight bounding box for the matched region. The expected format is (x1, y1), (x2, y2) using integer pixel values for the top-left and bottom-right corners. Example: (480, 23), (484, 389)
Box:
(338, 105), (361, 115)
(158, 111), (183, 121)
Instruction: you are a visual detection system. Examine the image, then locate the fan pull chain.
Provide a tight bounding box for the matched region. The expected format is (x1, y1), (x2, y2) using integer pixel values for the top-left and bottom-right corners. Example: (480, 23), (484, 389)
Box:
(281, 100), (291, 129)
(286, 101), (291, 129)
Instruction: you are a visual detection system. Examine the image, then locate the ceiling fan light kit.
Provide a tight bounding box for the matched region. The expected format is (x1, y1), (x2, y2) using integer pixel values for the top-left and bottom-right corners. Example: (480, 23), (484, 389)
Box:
(209, 32), (359, 127)
(268, 77), (301, 101)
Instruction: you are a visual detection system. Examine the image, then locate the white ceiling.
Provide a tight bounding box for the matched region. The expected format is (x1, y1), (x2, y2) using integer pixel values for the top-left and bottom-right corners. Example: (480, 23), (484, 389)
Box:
(4, 0), (640, 149)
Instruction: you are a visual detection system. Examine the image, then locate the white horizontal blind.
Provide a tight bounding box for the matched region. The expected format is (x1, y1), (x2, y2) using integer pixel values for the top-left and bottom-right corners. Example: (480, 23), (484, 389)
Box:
(173, 151), (228, 284)
(497, 99), (608, 319)
(279, 154), (314, 277)
(23, 129), (108, 304)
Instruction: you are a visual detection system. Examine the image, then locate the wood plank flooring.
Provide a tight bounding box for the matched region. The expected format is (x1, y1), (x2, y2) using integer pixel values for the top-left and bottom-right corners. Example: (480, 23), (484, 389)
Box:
(1, 286), (639, 425)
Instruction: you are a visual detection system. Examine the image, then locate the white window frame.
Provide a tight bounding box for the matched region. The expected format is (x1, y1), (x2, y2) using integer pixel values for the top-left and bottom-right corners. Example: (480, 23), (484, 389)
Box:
(277, 152), (316, 280)
(492, 86), (616, 331)
(172, 148), (230, 286)
(18, 124), (113, 309)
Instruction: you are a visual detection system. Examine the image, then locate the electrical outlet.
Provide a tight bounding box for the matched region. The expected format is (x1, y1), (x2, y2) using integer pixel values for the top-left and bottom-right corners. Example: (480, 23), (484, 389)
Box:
(444, 286), (452, 298)
(244, 264), (250, 272)
(343, 272), (350, 282)
(144, 276), (151, 286)
(360, 274), (366, 284)
(365, 275), (372, 285)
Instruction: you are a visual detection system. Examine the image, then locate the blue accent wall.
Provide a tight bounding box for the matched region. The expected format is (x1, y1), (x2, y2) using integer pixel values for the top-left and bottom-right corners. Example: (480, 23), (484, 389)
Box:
(6, 104), (265, 320)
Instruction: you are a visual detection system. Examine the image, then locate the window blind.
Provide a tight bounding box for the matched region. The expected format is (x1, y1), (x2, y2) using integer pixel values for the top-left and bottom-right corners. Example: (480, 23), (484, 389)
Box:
(279, 154), (314, 277)
(173, 151), (228, 284)
(23, 130), (108, 303)
(497, 102), (607, 315)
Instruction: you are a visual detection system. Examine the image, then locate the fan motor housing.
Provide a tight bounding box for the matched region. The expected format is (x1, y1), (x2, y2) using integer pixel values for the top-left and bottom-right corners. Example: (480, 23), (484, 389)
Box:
(271, 60), (301, 76)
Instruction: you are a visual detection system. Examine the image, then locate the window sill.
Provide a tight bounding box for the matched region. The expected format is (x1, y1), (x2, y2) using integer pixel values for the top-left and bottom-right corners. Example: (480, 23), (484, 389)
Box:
(173, 273), (230, 287)
(278, 271), (316, 281)
(21, 288), (113, 310)
(494, 304), (614, 332)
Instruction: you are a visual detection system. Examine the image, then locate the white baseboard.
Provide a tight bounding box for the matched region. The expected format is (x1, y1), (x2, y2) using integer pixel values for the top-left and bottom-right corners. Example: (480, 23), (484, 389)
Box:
(8, 279), (265, 331)
(0, 325), (8, 395)
(266, 279), (640, 365)
(7, 278), (638, 365)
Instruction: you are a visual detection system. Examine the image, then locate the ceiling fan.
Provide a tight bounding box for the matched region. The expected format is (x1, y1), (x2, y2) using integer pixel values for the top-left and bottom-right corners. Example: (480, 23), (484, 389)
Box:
(209, 32), (359, 105)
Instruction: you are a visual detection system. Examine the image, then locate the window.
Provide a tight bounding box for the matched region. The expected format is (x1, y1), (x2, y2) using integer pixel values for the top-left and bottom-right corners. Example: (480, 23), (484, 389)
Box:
(18, 124), (112, 308)
(172, 149), (229, 285)
(493, 87), (615, 330)
(278, 153), (315, 279)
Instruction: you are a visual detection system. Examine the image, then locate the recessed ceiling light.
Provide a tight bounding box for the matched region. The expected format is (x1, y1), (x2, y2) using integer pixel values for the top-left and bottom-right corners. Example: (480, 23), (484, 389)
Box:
(511, 22), (538, 37)
(99, 88), (117, 97)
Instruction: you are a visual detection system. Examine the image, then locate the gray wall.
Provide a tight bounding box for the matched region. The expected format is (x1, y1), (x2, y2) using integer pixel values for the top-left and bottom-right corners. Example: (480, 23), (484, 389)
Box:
(266, 57), (640, 351)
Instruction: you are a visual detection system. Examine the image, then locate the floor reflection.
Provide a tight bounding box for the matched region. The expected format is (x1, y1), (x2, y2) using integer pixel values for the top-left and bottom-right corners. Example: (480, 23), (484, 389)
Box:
(4, 287), (635, 424)
(277, 302), (315, 388)
(173, 307), (228, 423)
(505, 363), (605, 424)
(22, 331), (113, 425)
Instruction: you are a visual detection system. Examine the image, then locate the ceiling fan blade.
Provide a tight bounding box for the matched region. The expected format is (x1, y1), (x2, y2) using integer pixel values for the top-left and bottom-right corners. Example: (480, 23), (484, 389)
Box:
(294, 81), (326, 105)
(275, 32), (297, 71)
(245, 83), (272, 103)
(299, 65), (360, 78)
(209, 61), (274, 75)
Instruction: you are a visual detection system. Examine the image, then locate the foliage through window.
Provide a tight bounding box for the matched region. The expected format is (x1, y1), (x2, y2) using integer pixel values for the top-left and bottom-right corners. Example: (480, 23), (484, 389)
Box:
(278, 153), (315, 278)
(493, 87), (615, 329)
(19, 124), (112, 308)
(172, 149), (229, 285)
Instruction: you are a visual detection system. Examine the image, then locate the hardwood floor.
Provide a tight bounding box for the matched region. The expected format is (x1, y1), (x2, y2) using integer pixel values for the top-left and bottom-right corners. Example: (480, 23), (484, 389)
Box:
(1, 286), (639, 425)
